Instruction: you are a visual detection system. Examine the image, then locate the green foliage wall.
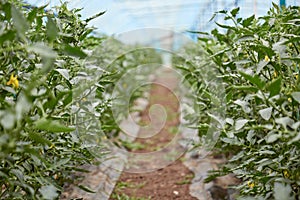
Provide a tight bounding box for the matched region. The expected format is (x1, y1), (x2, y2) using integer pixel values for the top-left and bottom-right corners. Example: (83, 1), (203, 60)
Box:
(178, 4), (300, 199)
(0, 1), (162, 199)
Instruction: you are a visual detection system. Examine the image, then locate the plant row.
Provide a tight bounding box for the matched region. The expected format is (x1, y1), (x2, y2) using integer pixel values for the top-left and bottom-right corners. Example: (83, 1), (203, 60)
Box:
(177, 4), (300, 199)
(0, 1), (161, 199)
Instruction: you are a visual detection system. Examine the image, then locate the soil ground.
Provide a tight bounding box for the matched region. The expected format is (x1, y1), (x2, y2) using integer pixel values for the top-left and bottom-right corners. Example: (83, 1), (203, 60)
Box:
(110, 68), (197, 200)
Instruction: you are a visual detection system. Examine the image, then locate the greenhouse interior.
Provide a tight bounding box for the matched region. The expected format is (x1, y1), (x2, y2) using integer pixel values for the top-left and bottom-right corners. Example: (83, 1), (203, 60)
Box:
(0, 0), (299, 199)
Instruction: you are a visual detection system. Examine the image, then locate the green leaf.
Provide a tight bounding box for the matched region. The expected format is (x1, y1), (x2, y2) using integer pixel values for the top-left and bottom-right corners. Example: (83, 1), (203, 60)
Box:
(186, 30), (209, 35)
(283, 57), (300, 62)
(218, 10), (227, 14)
(63, 92), (73, 106)
(242, 15), (255, 27)
(28, 132), (52, 146)
(229, 151), (244, 161)
(215, 22), (236, 30)
(239, 71), (265, 90)
(10, 169), (24, 181)
(221, 137), (242, 145)
(2, 2), (12, 20)
(234, 99), (251, 113)
(78, 185), (96, 193)
(231, 85), (258, 92)
(256, 59), (269, 74)
(272, 3), (280, 12)
(256, 158), (274, 171)
(0, 171), (8, 178)
(259, 150), (275, 155)
(241, 197), (264, 200)
(275, 117), (294, 130)
(34, 118), (75, 133)
(85, 11), (106, 23)
(291, 92), (300, 104)
(266, 77), (282, 97)
(39, 185), (59, 200)
(0, 30), (16, 44)
(52, 158), (71, 169)
(209, 13), (217, 22)
(46, 16), (59, 41)
(176, 65), (190, 72)
(11, 5), (29, 39)
(272, 40), (286, 56)
(274, 182), (294, 200)
(211, 48), (231, 57)
(230, 7), (240, 17)
(63, 45), (87, 58)
(235, 119), (248, 131)
(237, 35), (255, 43)
(225, 131), (234, 138)
(55, 69), (70, 80)
(27, 7), (38, 22)
(246, 131), (255, 144)
(259, 107), (272, 120)
(266, 133), (281, 143)
(207, 113), (226, 128)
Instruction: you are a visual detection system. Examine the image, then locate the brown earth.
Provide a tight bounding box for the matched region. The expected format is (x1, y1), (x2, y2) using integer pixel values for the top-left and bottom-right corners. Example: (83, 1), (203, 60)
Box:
(110, 68), (197, 200)
(111, 160), (197, 200)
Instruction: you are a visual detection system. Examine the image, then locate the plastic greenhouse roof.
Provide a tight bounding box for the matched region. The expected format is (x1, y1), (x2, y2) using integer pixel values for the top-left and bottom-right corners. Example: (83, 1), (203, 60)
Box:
(25, 0), (299, 37)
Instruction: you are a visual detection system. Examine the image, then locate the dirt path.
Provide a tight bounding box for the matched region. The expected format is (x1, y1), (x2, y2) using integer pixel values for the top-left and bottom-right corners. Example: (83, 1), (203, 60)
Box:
(60, 67), (239, 200)
(110, 68), (197, 200)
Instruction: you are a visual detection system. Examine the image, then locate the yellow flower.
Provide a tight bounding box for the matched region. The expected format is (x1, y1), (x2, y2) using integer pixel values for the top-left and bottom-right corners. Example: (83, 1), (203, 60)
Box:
(53, 174), (59, 180)
(264, 55), (270, 62)
(248, 181), (255, 189)
(288, 97), (292, 103)
(49, 143), (55, 149)
(273, 71), (278, 78)
(283, 170), (290, 178)
(7, 74), (19, 89)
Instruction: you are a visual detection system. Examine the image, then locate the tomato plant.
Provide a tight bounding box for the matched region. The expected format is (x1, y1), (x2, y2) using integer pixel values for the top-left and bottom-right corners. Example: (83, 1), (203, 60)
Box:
(0, 1), (162, 199)
(177, 4), (300, 199)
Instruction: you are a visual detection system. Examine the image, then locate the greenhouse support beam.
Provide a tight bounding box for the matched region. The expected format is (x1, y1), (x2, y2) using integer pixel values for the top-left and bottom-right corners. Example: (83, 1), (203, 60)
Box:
(280, 0), (286, 7)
